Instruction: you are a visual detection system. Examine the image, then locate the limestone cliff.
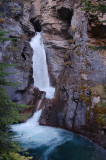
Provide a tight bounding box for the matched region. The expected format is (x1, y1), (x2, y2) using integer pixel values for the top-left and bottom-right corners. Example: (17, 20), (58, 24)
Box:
(0, 0), (41, 111)
(29, 0), (106, 147)
(0, 0), (106, 147)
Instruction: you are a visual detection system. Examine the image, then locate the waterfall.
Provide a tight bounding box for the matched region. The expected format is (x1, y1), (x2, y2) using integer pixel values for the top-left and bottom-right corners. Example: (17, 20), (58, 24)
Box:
(11, 33), (106, 160)
(30, 32), (55, 99)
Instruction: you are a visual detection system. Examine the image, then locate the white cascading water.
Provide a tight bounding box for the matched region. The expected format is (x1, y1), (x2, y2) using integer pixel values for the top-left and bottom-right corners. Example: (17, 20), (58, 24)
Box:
(11, 110), (68, 159)
(30, 32), (55, 99)
(11, 110), (105, 160)
(11, 110), (63, 145)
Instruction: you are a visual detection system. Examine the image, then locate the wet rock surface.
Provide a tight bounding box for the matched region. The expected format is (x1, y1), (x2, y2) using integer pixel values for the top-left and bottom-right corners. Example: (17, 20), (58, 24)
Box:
(0, 0), (47, 121)
(19, 86), (46, 120)
(21, 2), (35, 36)
(40, 0), (74, 86)
(38, 0), (106, 147)
(0, 0), (106, 148)
(0, 0), (35, 106)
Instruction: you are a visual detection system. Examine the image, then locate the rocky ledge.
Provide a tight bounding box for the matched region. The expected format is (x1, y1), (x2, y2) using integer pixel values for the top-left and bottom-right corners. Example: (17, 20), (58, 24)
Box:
(37, 0), (106, 148)
(0, 0), (44, 117)
(0, 0), (106, 148)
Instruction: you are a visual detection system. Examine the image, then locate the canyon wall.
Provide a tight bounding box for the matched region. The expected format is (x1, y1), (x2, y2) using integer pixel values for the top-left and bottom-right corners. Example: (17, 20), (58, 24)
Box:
(30, 0), (105, 147)
(0, 0), (42, 111)
(0, 0), (106, 147)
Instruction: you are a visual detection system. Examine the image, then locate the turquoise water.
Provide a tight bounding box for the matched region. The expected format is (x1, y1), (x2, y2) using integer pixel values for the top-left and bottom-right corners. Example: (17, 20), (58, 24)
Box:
(11, 110), (106, 160)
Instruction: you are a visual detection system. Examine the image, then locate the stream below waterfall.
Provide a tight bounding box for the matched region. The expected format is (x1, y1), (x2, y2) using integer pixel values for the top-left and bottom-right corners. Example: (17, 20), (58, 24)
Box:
(11, 33), (106, 160)
(11, 110), (106, 160)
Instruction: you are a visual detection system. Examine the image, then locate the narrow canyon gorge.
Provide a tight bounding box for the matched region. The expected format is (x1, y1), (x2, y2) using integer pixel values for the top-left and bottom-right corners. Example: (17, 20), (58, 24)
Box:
(0, 0), (106, 159)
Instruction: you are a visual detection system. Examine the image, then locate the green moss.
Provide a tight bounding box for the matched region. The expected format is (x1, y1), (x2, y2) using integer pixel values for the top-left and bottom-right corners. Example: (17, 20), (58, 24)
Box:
(0, 18), (5, 23)
(78, 85), (92, 123)
(3, 152), (33, 160)
(88, 45), (106, 50)
(9, 6), (20, 14)
(90, 84), (106, 98)
(3, 55), (10, 61)
(79, 84), (87, 92)
(73, 44), (79, 50)
(25, 64), (31, 72)
(7, 45), (18, 52)
(21, 34), (28, 40)
(74, 49), (84, 56)
(70, 39), (76, 44)
(78, 84), (106, 128)
(64, 49), (70, 59)
(82, 60), (91, 67)
(81, 0), (106, 16)
(74, 86), (78, 92)
(17, 63), (31, 72)
(92, 102), (106, 128)
(74, 50), (79, 55)
(64, 61), (72, 67)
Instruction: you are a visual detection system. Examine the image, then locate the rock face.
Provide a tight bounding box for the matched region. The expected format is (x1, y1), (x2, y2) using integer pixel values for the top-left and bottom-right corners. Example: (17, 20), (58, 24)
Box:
(40, 0), (74, 86)
(29, 0), (75, 85)
(21, 2), (35, 36)
(19, 86), (46, 120)
(0, 0), (40, 110)
(1, 0), (106, 147)
(35, 0), (106, 147)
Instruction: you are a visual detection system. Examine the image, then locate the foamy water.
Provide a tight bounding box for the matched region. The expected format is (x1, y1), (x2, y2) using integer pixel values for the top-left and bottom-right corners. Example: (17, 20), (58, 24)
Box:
(11, 110), (106, 160)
